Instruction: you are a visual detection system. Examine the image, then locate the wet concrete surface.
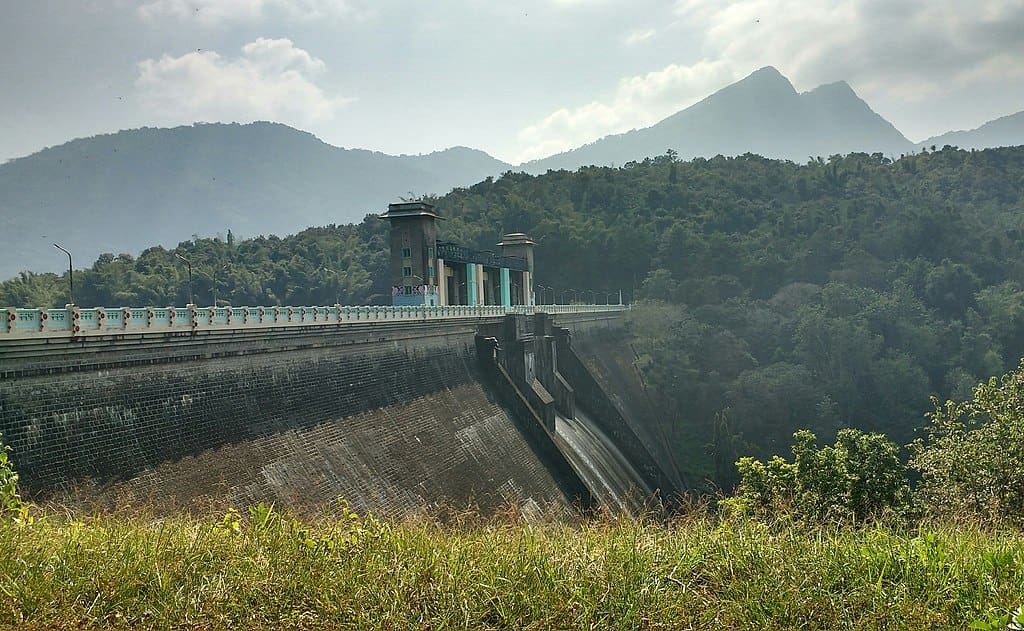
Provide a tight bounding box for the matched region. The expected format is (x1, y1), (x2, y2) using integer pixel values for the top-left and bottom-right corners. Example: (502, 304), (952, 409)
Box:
(553, 408), (651, 515)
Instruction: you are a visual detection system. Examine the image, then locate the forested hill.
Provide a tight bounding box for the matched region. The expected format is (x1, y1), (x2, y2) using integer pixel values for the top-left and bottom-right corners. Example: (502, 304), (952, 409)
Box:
(0, 122), (510, 280)
(6, 146), (1024, 487)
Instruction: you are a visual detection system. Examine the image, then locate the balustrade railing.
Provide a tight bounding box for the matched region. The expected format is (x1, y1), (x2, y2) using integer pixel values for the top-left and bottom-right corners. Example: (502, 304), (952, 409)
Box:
(2, 303), (627, 339)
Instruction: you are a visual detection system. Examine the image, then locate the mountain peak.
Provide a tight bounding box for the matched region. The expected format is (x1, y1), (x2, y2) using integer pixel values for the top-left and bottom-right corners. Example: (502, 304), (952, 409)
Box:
(805, 80), (857, 97)
(734, 66), (796, 91)
(524, 66), (912, 171)
(750, 65), (786, 79)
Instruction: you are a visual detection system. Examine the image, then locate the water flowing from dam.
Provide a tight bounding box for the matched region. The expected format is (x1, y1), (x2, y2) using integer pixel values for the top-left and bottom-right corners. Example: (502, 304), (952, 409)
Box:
(553, 408), (651, 514)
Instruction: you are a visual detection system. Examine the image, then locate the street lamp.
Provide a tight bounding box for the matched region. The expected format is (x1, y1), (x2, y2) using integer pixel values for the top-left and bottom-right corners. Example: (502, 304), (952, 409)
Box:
(52, 243), (73, 306)
(588, 289), (597, 304)
(175, 253), (194, 306)
(321, 266), (341, 304)
(569, 288), (578, 303)
(210, 265), (226, 307)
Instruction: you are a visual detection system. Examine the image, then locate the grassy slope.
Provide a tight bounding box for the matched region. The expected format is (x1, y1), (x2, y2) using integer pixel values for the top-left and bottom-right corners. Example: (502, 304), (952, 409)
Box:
(1, 507), (1021, 629)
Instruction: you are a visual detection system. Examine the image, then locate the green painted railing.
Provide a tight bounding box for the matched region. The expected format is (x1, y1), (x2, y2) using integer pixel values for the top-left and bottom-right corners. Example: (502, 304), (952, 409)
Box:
(2, 303), (627, 339)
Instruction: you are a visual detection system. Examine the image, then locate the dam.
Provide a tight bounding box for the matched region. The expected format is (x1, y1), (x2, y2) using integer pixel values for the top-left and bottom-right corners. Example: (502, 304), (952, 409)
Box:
(0, 304), (680, 517)
(0, 201), (681, 517)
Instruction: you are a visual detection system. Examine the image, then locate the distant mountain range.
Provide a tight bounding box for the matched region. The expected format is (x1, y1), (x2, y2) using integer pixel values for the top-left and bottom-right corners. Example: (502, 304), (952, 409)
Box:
(523, 66), (914, 171)
(918, 111), (1024, 151)
(2, 66), (1021, 280)
(0, 123), (510, 279)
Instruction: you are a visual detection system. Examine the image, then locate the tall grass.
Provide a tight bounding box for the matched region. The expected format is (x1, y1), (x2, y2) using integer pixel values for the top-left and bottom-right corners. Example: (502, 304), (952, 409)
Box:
(0, 503), (1021, 629)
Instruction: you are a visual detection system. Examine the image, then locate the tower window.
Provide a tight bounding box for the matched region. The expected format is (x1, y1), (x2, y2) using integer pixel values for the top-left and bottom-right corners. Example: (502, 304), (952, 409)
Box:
(403, 266), (413, 278)
(401, 247), (411, 258)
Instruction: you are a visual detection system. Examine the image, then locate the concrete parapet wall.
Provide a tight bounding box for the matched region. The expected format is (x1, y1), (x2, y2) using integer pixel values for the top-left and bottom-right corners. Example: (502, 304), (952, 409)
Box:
(2, 303), (627, 340)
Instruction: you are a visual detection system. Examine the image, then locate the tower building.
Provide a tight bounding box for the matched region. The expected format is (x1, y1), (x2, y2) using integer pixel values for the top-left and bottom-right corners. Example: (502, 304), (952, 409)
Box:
(381, 201), (535, 308)
(380, 201), (442, 306)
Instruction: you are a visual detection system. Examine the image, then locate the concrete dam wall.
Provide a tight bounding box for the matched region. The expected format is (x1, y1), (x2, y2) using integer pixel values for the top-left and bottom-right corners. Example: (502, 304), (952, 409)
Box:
(0, 310), (672, 516)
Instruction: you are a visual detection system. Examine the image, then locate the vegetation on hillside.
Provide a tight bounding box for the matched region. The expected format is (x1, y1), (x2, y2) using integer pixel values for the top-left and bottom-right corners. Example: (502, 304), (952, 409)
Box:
(5, 145), (1024, 486)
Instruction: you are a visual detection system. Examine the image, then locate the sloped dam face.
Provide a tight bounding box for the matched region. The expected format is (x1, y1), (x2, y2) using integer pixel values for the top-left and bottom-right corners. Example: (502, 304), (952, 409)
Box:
(0, 312), (666, 517)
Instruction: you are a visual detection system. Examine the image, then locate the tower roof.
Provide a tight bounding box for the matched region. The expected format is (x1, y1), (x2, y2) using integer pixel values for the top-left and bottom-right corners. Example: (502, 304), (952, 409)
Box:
(380, 201), (445, 221)
(497, 232), (535, 246)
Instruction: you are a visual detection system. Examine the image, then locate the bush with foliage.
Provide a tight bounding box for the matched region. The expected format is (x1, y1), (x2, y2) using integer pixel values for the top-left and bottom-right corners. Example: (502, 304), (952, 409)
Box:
(0, 434), (26, 521)
(910, 361), (1024, 523)
(725, 428), (911, 520)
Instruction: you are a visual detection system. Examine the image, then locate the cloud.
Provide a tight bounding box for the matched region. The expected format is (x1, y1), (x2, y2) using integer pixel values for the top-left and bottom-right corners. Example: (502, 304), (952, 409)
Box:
(547, 0), (609, 7)
(623, 28), (656, 46)
(138, 0), (362, 26)
(515, 0), (1024, 160)
(671, 0), (1024, 101)
(516, 60), (739, 162)
(135, 38), (351, 124)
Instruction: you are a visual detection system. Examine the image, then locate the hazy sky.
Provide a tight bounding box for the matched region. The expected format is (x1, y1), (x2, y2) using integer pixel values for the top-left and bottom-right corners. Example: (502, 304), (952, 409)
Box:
(2, 0), (1022, 164)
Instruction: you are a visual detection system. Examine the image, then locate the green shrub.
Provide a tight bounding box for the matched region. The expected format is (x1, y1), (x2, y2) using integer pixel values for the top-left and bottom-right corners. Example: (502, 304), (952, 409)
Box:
(910, 361), (1024, 522)
(0, 433), (27, 521)
(725, 428), (911, 521)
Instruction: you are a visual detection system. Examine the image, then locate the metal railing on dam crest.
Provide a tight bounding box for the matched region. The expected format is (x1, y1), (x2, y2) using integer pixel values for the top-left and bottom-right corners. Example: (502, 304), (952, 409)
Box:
(2, 303), (628, 339)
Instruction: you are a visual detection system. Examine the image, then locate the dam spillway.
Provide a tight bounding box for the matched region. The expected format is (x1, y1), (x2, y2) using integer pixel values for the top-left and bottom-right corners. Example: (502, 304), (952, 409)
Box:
(553, 409), (651, 515)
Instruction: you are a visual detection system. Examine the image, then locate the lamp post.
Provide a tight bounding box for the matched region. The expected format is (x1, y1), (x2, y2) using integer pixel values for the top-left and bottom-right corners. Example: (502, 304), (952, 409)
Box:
(209, 266), (222, 308)
(588, 289), (597, 304)
(569, 288), (578, 304)
(321, 266), (341, 304)
(174, 254), (194, 306)
(52, 243), (73, 306)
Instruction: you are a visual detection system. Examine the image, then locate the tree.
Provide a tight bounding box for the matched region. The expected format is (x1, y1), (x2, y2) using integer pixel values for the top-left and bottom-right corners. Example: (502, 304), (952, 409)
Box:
(909, 361), (1024, 522)
(725, 428), (910, 521)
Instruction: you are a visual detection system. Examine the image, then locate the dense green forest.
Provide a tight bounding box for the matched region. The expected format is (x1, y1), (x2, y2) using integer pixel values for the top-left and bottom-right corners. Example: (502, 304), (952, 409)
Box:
(5, 145), (1024, 488)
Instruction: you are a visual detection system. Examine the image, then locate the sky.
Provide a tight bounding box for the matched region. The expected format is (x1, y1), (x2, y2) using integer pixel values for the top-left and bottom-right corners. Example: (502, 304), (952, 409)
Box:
(2, 0), (1023, 165)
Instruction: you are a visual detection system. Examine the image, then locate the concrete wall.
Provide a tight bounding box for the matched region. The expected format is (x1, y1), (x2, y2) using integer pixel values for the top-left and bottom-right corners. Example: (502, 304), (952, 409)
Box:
(0, 310), (639, 518)
(0, 319), (581, 517)
(568, 329), (688, 491)
(554, 327), (684, 500)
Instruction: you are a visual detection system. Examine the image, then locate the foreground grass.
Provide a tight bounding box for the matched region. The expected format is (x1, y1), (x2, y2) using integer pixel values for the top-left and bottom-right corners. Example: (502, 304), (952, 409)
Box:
(0, 505), (1021, 630)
